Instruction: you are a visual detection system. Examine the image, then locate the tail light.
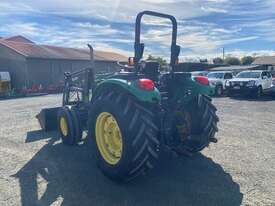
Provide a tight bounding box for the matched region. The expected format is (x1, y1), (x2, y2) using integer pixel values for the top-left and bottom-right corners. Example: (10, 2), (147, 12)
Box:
(195, 76), (209, 85)
(138, 79), (155, 90)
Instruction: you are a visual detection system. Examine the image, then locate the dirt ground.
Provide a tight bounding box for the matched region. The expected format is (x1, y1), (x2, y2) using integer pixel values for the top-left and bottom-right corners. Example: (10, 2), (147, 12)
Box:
(0, 94), (274, 206)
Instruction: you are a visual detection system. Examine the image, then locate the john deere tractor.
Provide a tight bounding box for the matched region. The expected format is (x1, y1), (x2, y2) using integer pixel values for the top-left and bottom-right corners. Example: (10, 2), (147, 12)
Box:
(37, 11), (219, 182)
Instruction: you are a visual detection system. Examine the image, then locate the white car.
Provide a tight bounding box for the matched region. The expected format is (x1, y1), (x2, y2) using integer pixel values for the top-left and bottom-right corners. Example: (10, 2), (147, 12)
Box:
(207, 71), (234, 96)
(226, 70), (273, 98)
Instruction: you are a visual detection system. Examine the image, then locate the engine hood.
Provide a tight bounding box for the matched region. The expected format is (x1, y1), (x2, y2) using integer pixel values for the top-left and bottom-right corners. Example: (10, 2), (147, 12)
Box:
(229, 78), (257, 82)
(208, 78), (222, 83)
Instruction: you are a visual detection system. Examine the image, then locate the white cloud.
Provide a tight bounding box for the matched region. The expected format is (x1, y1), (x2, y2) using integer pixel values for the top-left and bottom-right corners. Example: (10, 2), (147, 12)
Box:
(139, 20), (256, 56)
(0, 2), (35, 15)
(242, 19), (275, 42)
(0, 0), (231, 21)
(92, 42), (133, 57)
(180, 49), (275, 62)
(0, 0), (274, 60)
(0, 20), (133, 57)
(72, 23), (119, 35)
(201, 6), (227, 13)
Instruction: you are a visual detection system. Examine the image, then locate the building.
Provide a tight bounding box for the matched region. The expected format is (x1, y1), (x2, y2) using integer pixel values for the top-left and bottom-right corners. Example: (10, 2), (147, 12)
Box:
(253, 56), (275, 74)
(0, 36), (128, 90)
(174, 62), (219, 72)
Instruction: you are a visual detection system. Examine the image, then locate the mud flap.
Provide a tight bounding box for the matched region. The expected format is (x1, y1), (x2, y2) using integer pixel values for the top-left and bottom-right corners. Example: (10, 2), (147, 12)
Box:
(36, 107), (61, 131)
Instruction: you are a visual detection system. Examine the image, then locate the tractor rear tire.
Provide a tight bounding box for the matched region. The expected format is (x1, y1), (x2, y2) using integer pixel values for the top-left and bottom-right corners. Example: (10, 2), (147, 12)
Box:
(88, 90), (160, 182)
(182, 94), (219, 152)
(57, 106), (82, 145)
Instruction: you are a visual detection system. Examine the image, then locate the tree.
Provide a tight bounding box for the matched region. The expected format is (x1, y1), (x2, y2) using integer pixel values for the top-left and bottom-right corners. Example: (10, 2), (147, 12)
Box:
(224, 57), (241, 65)
(241, 56), (255, 65)
(147, 55), (167, 67)
(213, 57), (224, 65)
(200, 59), (208, 63)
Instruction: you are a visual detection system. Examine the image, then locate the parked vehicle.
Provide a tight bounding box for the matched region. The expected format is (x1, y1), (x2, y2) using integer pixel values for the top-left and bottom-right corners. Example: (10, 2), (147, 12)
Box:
(191, 71), (209, 77)
(0, 72), (11, 97)
(207, 71), (234, 96)
(226, 70), (273, 98)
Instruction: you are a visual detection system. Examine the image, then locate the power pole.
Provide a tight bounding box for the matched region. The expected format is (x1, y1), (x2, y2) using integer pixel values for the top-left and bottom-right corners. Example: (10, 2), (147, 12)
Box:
(222, 47), (225, 60)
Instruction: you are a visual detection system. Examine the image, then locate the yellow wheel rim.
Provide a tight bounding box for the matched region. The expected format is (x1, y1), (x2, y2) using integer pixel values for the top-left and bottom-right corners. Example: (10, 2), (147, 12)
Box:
(60, 117), (69, 137)
(95, 112), (123, 165)
(175, 111), (192, 140)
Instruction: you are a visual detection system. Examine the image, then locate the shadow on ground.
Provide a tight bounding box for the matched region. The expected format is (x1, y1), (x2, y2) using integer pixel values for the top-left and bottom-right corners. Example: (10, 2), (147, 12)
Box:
(13, 131), (243, 206)
(25, 130), (57, 143)
(229, 94), (275, 102)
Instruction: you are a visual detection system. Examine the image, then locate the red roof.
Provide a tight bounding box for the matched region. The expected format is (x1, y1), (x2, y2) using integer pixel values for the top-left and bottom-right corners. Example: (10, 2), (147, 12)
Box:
(0, 36), (127, 62)
(3, 35), (34, 44)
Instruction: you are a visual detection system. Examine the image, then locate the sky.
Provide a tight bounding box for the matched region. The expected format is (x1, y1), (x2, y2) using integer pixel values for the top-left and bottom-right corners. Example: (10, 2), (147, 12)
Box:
(1, 0), (275, 62)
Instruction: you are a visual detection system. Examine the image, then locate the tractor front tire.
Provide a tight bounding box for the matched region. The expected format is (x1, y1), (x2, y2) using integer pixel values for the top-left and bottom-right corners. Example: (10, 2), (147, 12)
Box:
(57, 106), (82, 145)
(89, 90), (160, 182)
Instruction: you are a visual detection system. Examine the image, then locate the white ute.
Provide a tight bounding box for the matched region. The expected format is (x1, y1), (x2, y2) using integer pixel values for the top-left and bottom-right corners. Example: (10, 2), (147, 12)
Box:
(226, 70), (273, 98)
(207, 71), (234, 96)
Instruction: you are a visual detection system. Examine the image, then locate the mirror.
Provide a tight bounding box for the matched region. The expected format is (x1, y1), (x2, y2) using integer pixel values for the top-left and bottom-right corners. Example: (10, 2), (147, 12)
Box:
(135, 43), (144, 61)
(175, 45), (181, 56)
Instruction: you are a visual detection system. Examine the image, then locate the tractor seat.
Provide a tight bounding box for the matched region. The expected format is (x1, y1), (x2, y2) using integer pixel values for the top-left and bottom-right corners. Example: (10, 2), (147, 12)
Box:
(142, 61), (160, 81)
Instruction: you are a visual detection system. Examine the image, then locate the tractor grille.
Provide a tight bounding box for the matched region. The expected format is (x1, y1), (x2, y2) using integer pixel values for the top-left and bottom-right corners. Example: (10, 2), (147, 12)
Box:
(231, 81), (247, 87)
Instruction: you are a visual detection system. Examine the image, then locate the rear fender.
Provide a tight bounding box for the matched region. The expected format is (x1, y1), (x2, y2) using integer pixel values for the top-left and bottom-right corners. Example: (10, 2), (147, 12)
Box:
(92, 78), (161, 103)
(172, 77), (214, 104)
(190, 77), (215, 96)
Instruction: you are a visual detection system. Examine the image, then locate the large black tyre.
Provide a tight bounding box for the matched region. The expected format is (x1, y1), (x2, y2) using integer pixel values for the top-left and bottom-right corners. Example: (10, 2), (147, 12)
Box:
(227, 90), (234, 97)
(88, 90), (160, 182)
(178, 94), (219, 152)
(57, 106), (82, 145)
(215, 85), (223, 96)
(252, 86), (262, 99)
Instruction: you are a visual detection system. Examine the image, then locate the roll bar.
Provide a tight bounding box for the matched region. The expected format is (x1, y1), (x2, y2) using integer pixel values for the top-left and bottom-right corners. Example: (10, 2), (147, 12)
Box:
(134, 10), (180, 71)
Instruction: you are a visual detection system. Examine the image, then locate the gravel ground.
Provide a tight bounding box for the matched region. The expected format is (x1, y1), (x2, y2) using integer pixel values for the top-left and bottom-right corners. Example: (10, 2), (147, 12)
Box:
(0, 94), (275, 206)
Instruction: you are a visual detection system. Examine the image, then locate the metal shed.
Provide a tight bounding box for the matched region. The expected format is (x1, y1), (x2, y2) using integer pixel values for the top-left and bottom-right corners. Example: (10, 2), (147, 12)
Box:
(0, 36), (127, 91)
(253, 56), (275, 75)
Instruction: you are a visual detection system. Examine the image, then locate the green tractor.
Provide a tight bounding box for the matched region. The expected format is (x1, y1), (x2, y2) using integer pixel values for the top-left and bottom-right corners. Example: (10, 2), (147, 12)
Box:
(37, 10), (219, 182)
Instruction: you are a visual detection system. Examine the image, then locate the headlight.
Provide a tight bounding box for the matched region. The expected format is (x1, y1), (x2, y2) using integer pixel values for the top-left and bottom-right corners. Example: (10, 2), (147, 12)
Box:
(247, 80), (256, 87)
(225, 81), (230, 86)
